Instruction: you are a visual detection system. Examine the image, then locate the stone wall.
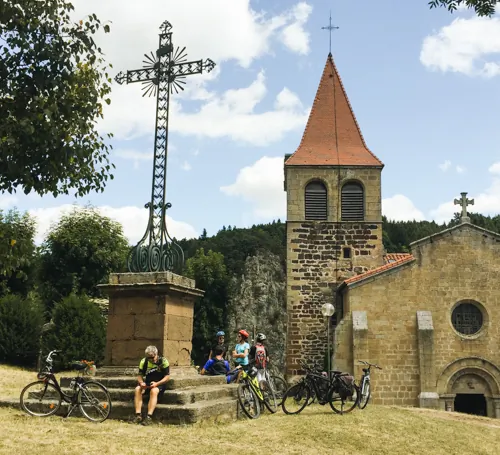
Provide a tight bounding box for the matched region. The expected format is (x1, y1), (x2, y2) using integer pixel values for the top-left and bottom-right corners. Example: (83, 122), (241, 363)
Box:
(334, 224), (500, 408)
(286, 220), (383, 376)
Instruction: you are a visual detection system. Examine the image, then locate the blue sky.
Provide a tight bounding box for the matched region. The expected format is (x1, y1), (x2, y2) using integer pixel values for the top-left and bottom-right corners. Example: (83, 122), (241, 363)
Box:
(2, 1), (500, 244)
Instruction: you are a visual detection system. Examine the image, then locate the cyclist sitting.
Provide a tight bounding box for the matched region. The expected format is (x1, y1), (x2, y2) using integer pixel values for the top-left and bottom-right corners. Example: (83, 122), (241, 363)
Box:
(131, 345), (170, 426)
(249, 333), (270, 385)
(200, 346), (230, 376)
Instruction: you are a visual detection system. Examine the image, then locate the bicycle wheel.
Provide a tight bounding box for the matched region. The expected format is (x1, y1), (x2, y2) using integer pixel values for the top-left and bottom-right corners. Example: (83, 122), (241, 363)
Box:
(237, 382), (261, 419)
(282, 383), (310, 415)
(78, 381), (112, 423)
(20, 381), (62, 417)
(261, 380), (278, 413)
(268, 375), (287, 406)
(358, 381), (371, 409)
(328, 382), (359, 414)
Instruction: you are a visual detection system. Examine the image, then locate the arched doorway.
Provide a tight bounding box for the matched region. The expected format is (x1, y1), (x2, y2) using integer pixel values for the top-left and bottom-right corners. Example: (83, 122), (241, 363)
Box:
(437, 357), (500, 419)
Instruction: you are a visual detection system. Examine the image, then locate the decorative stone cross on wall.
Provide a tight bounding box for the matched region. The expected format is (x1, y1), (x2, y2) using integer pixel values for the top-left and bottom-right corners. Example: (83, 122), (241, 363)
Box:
(454, 192), (474, 223)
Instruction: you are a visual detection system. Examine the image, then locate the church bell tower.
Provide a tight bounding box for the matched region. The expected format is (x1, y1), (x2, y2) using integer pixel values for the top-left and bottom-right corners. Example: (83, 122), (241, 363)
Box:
(284, 53), (384, 377)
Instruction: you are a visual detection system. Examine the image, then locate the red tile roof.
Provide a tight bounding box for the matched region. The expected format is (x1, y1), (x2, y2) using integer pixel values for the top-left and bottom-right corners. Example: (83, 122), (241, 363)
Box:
(285, 53), (383, 167)
(383, 253), (412, 264)
(344, 254), (415, 285)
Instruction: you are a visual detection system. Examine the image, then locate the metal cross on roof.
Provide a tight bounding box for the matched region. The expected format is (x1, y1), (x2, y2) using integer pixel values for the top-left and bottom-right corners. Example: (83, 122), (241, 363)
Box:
(454, 192), (474, 222)
(321, 11), (339, 55)
(115, 20), (215, 273)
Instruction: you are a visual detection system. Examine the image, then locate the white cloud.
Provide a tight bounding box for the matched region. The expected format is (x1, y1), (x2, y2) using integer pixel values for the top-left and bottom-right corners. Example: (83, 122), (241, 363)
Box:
(279, 2), (313, 55)
(220, 156), (286, 219)
(169, 72), (309, 146)
(27, 204), (197, 245)
(489, 161), (500, 175)
(382, 195), (425, 221)
(430, 163), (500, 222)
(439, 160), (452, 171)
(456, 164), (466, 173)
(420, 16), (500, 77)
(180, 161), (192, 171)
(71, 1), (312, 143)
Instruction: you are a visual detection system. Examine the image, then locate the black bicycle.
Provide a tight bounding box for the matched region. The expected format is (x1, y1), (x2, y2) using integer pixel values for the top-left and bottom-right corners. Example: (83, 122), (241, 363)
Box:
(20, 350), (112, 422)
(357, 360), (382, 409)
(282, 361), (359, 415)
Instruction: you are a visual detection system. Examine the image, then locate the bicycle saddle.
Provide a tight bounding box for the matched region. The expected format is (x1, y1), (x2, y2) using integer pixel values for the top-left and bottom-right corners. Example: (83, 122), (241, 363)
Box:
(332, 370), (343, 375)
(71, 363), (87, 371)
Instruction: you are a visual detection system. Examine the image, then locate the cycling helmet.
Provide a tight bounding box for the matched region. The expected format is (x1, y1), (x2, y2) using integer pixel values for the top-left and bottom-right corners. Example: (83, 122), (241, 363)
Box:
(216, 331), (225, 337)
(238, 329), (249, 339)
(256, 333), (266, 342)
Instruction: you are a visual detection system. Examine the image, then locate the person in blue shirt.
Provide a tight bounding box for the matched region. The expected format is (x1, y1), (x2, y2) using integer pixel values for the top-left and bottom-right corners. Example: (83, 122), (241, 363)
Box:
(200, 346), (230, 376)
(232, 329), (250, 371)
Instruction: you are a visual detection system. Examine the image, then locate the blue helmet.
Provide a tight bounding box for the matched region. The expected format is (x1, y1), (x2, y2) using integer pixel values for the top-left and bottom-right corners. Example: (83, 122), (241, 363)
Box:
(216, 331), (225, 337)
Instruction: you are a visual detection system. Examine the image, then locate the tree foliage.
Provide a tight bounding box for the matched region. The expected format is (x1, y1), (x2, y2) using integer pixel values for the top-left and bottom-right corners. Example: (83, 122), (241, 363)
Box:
(0, 208), (36, 295)
(43, 294), (106, 367)
(185, 248), (230, 366)
(38, 207), (129, 312)
(0, 293), (44, 366)
(0, 0), (114, 197)
(429, 0), (498, 16)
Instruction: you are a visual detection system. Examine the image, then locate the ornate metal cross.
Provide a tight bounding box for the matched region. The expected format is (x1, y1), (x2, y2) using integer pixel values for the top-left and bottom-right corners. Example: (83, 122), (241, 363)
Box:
(321, 11), (339, 55)
(115, 20), (215, 273)
(454, 192), (474, 221)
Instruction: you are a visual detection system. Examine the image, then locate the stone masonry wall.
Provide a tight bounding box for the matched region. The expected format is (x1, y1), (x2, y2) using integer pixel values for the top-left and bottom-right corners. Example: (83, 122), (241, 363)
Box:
(285, 220), (383, 376)
(335, 224), (500, 408)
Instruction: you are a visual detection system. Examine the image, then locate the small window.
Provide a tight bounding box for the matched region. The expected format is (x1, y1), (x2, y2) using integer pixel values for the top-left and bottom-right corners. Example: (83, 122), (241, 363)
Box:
(341, 182), (364, 221)
(343, 247), (351, 259)
(452, 303), (483, 335)
(305, 181), (327, 220)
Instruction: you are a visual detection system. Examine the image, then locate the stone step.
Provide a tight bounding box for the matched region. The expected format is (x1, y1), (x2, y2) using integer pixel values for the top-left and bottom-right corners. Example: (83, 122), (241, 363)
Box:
(1, 396), (239, 425)
(96, 366), (199, 378)
(60, 374), (226, 390)
(95, 384), (238, 405)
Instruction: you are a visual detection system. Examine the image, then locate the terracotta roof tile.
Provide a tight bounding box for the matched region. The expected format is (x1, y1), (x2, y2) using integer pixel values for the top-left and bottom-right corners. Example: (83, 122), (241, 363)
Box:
(286, 53), (383, 167)
(344, 255), (414, 285)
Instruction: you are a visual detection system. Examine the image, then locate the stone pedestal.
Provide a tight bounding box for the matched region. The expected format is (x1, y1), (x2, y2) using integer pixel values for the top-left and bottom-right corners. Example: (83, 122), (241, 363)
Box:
(98, 272), (204, 367)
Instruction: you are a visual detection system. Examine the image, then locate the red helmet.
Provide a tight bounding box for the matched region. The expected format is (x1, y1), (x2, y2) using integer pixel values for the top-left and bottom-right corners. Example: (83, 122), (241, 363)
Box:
(238, 329), (249, 339)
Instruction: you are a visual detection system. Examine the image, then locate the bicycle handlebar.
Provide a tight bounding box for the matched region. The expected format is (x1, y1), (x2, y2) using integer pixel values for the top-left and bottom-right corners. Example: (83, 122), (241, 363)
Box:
(359, 360), (382, 370)
(45, 350), (61, 364)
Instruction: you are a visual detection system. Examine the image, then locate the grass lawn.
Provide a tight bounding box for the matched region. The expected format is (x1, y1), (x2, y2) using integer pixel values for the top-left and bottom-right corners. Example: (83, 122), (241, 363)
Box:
(1, 364), (499, 455)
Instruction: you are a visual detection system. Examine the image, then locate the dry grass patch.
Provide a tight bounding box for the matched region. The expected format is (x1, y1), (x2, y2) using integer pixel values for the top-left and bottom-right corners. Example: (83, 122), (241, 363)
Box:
(0, 364), (498, 455)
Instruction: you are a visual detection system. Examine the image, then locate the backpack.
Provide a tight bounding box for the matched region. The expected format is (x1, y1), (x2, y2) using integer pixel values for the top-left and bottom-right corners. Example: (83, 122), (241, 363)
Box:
(210, 358), (227, 376)
(254, 343), (267, 369)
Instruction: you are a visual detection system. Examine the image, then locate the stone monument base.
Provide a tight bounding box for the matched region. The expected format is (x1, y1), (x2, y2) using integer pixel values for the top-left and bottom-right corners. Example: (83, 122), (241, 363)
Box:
(98, 271), (204, 367)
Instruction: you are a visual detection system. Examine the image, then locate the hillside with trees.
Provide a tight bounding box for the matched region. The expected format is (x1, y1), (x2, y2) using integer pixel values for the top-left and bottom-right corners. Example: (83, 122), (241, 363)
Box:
(1, 208), (499, 370)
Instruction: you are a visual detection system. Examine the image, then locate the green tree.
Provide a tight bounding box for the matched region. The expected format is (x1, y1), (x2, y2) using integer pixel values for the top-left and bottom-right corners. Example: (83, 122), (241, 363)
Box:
(185, 248), (229, 366)
(0, 293), (44, 366)
(429, 0), (498, 16)
(43, 294), (106, 367)
(0, 209), (37, 295)
(0, 0), (114, 197)
(38, 207), (129, 313)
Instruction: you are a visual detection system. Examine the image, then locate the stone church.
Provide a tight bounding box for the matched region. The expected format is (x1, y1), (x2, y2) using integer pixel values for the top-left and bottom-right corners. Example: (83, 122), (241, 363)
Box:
(284, 53), (500, 418)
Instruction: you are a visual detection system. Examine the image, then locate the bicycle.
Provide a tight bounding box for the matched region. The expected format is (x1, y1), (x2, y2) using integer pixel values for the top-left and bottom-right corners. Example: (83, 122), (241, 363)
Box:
(265, 370), (288, 407)
(236, 366), (277, 419)
(282, 361), (359, 415)
(20, 350), (112, 423)
(357, 360), (382, 409)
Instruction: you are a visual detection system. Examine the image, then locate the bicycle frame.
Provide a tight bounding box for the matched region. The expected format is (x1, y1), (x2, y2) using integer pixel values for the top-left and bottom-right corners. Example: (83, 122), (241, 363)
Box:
(239, 369), (264, 401)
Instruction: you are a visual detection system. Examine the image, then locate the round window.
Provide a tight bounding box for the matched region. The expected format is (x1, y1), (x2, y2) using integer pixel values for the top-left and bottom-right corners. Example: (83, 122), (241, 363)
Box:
(451, 302), (483, 335)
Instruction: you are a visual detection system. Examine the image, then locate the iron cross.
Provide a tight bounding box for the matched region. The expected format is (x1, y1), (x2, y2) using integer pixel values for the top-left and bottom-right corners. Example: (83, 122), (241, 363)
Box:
(321, 11), (339, 55)
(454, 192), (474, 219)
(115, 20), (215, 273)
